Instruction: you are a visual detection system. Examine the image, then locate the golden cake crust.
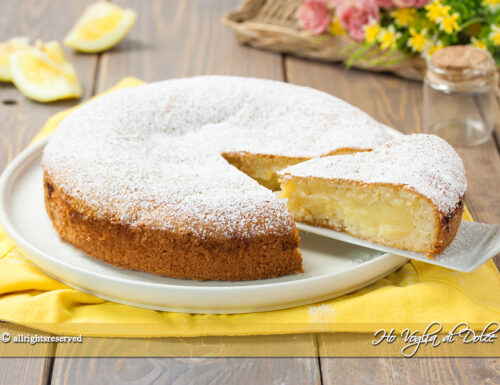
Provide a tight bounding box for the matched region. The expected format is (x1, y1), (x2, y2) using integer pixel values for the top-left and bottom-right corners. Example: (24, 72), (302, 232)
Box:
(44, 173), (302, 281)
(431, 198), (464, 257)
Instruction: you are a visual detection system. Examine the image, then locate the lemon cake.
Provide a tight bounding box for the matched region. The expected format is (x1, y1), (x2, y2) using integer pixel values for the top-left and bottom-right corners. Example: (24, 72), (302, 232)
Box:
(279, 134), (467, 257)
(42, 76), (393, 281)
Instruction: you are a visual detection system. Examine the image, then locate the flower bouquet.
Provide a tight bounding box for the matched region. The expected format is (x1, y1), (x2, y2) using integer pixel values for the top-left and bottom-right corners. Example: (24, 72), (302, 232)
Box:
(222, 0), (500, 80)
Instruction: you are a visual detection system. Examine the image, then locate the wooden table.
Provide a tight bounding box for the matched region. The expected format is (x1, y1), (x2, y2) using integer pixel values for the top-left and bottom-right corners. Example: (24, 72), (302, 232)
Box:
(1, 1), (499, 384)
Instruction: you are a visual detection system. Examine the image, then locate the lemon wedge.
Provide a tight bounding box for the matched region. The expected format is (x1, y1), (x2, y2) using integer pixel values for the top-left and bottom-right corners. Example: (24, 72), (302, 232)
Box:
(64, 1), (136, 53)
(0, 37), (30, 82)
(9, 41), (83, 102)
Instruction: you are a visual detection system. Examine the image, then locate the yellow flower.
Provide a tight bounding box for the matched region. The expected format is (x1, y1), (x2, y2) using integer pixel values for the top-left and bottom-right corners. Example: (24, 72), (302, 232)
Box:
(439, 12), (460, 34)
(490, 25), (500, 46)
(483, 0), (500, 10)
(471, 37), (487, 50)
(329, 15), (345, 36)
(379, 26), (400, 50)
(363, 22), (381, 44)
(425, 1), (451, 23)
(408, 29), (427, 52)
(391, 8), (417, 28)
(426, 40), (444, 58)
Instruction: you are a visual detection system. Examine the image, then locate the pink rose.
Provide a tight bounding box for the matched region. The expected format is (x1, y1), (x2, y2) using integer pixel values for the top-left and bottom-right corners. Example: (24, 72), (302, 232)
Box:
(296, 0), (332, 35)
(332, 0), (394, 10)
(374, 0), (395, 9)
(337, 0), (380, 41)
(393, 0), (429, 8)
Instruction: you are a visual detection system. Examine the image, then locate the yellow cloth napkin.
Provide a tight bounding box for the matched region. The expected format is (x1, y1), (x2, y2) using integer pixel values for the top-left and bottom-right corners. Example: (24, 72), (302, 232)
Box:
(0, 78), (499, 338)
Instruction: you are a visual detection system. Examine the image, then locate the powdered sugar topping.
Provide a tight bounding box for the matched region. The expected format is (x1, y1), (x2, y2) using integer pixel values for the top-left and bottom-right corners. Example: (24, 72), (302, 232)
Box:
(280, 134), (467, 214)
(42, 76), (393, 237)
(308, 304), (335, 322)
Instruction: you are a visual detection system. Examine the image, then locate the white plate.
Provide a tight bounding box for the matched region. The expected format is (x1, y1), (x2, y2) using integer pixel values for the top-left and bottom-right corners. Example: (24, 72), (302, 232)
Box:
(297, 221), (500, 273)
(0, 139), (407, 314)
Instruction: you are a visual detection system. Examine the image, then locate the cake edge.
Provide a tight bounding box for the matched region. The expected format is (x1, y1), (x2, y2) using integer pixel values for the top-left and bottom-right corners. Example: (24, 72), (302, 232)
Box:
(43, 172), (303, 281)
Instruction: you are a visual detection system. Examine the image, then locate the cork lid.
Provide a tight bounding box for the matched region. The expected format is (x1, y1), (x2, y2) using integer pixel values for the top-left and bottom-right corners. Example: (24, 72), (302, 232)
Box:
(427, 45), (496, 87)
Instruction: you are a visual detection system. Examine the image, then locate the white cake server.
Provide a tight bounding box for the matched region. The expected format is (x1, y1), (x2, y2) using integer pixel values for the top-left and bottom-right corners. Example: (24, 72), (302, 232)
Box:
(296, 221), (500, 272)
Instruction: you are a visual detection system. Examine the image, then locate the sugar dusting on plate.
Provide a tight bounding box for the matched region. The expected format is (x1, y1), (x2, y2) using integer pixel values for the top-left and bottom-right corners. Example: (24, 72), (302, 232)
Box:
(308, 304), (335, 322)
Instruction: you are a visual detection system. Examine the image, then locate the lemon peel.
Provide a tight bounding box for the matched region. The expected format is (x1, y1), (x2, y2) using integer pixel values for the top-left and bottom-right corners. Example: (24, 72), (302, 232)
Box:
(9, 41), (82, 102)
(0, 37), (30, 82)
(64, 1), (136, 53)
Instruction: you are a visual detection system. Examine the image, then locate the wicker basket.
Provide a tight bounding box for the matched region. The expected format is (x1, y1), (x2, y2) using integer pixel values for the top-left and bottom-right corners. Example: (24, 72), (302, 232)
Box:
(222, 0), (429, 81)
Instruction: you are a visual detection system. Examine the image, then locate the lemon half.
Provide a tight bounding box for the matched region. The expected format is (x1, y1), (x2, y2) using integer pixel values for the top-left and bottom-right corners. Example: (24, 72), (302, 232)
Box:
(9, 41), (83, 102)
(0, 37), (30, 82)
(64, 2), (137, 53)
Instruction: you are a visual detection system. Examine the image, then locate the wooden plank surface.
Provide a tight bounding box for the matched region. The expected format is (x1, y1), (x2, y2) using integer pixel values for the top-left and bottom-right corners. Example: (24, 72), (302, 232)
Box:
(285, 59), (423, 134)
(96, 0), (283, 90)
(0, 358), (52, 385)
(0, 0), (97, 171)
(0, 1), (97, 384)
(320, 357), (500, 385)
(285, 56), (500, 385)
(0, 324), (57, 385)
(51, 357), (321, 385)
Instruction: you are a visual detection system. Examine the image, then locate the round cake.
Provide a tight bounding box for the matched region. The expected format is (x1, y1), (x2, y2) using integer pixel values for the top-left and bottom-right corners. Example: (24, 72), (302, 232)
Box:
(42, 76), (394, 281)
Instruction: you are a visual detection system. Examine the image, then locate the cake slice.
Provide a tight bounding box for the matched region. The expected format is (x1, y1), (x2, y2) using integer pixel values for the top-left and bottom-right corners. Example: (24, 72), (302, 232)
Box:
(278, 134), (467, 257)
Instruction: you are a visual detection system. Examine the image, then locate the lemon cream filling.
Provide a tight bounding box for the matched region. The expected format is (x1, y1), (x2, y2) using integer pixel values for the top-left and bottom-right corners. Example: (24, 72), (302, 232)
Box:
(280, 178), (438, 253)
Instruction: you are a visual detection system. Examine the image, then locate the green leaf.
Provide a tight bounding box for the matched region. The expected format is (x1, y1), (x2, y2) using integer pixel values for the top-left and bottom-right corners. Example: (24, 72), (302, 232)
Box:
(344, 43), (375, 67)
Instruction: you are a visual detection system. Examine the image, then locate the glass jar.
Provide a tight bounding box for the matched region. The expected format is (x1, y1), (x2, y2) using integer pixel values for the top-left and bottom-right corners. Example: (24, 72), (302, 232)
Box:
(423, 45), (497, 146)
